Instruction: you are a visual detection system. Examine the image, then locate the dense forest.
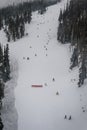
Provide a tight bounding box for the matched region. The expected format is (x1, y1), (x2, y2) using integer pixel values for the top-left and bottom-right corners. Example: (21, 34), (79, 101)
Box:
(0, 0), (60, 43)
(0, 43), (10, 129)
(0, 2), (32, 42)
(58, 0), (87, 87)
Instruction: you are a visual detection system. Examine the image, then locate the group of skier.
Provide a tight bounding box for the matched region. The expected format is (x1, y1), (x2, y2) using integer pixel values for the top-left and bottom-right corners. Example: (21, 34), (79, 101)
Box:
(64, 115), (72, 120)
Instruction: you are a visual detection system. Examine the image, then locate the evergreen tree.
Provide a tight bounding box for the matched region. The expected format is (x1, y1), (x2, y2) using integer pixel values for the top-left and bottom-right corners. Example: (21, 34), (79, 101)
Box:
(0, 16), (3, 30)
(78, 58), (86, 87)
(15, 15), (20, 39)
(0, 80), (4, 101)
(6, 31), (11, 42)
(70, 47), (78, 69)
(20, 16), (25, 38)
(38, 0), (46, 15)
(0, 44), (4, 79)
(58, 9), (63, 22)
(27, 10), (32, 24)
(0, 79), (4, 110)
(0, 117), (4, 130)
(58, 0), (87, 86)
(3, 44), (10, 82)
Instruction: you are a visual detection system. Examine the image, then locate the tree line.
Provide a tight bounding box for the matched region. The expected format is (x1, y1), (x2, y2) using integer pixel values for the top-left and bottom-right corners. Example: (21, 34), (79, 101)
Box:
(0, 2), (32, 42)
(57, 0), (87, 87)
(0, 43), (10, 103)
(0, 43), (10, 129)
(0, 0), (60, 42)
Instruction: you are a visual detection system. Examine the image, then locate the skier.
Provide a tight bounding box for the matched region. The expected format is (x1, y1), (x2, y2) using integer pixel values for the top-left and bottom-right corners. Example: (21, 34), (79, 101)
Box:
(56, 91), (59, 95)
(27, 57), (29, 60)
(64, 115), (67, 119)
(52, 78), (55, 82)
(68, 115), (72, 120)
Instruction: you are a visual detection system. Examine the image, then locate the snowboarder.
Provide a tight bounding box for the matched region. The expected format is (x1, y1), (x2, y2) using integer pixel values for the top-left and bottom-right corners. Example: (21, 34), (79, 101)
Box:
(64, 115), (67, 119)
(83, 110), (85, 112)
(68, 115), (72, 120)
(35, 54), (37, 56)
(27, 57), (29, 60)
(56, 91), (59, 95)
(44, 83), (47, 86)
(52, 78), (55, 82)
(26, 33), (28, 36)
(30, 46), (32, 48)
(46, 48), (48, 51)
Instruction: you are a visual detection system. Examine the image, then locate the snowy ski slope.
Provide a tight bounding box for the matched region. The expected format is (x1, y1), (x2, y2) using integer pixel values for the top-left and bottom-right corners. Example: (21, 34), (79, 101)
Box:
(0, 0), (87, 130)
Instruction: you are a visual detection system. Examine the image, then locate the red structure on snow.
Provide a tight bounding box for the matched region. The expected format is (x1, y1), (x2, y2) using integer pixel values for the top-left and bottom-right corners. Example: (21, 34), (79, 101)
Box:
(32, 85), (43, 87)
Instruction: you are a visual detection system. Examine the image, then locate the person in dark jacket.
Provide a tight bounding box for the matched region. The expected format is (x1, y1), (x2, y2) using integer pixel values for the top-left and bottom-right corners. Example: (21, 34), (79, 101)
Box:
(69, 115), (72, 120)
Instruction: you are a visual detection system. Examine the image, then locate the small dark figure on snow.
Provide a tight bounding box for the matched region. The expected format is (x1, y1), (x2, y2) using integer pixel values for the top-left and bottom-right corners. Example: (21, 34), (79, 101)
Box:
(23, 57), (25, 59)
(52, 78), (55, 82)
(83, 110), (85, 112)
(44, 46), (46, 48)
(30, 46), (32, 48)
(35, 54), (37, 56)
(68, 115), (72, 120)
(56, 91), (59, 95)
(44, 83), (47, 86)
(26, 33), (28, 36)
(37, 35), (39, 38)
(27, 57), (29, 60)
(64, 115), (67, 119)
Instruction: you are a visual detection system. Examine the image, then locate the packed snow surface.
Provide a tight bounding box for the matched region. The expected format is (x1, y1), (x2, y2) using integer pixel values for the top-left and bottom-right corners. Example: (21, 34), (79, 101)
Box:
(1, 0), (87, 130)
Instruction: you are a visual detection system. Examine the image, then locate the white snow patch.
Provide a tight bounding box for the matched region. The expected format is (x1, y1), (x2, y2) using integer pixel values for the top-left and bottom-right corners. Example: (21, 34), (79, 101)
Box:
(1, 58), (18, 130)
